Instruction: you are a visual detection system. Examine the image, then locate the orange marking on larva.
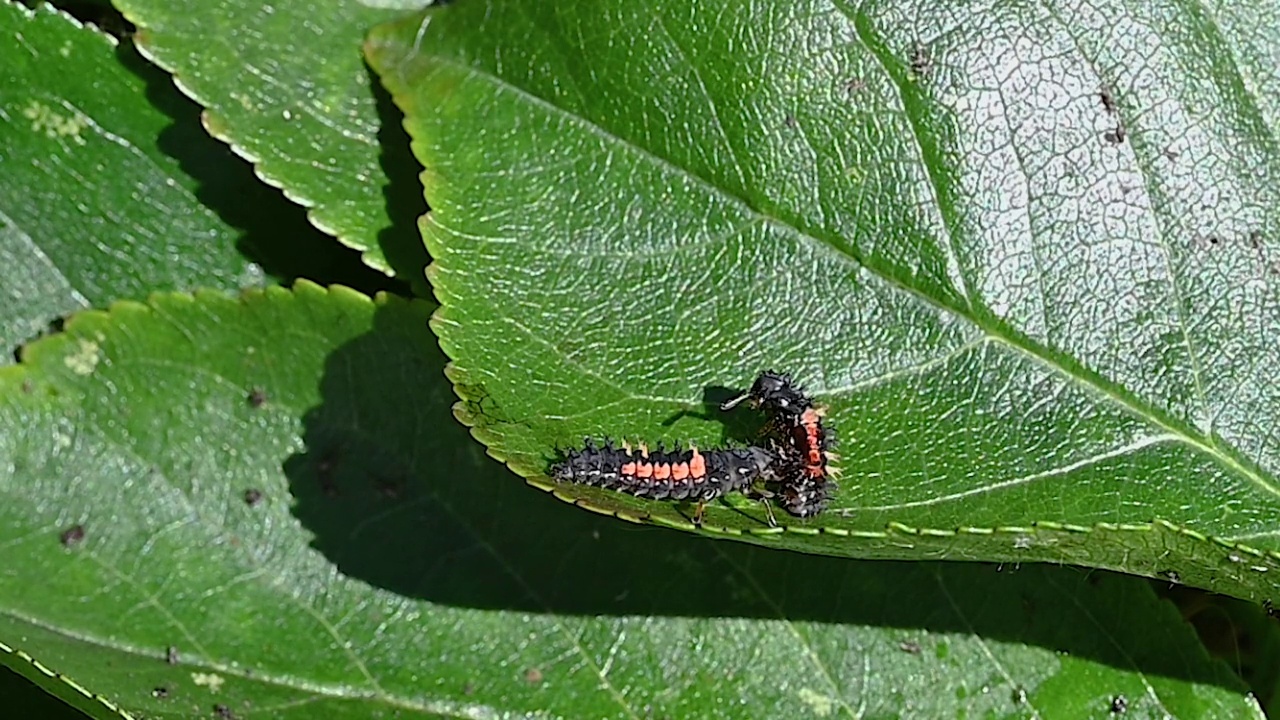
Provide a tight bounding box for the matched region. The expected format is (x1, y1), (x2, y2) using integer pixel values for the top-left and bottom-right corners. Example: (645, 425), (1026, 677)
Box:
(688, 449), (707, 478)
(634, 462), (654, 479)
(793, 408), (828, 475)
(653, 463), (671, 480)
(620, 461), (637, 475)
(671, 462), (690, 481)
(806, 432), (823, 452)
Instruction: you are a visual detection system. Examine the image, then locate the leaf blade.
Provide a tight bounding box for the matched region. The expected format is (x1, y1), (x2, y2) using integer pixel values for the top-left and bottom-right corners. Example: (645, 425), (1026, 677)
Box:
(0, 282), (1258, 718)
(112, 0), (431, 281)
(0, 3), (265, 353)
(365, 1), (1280, 601)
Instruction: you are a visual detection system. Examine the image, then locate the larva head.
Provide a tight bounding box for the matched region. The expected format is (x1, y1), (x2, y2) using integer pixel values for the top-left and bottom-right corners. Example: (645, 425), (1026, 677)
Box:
(720, 371), (810, 417)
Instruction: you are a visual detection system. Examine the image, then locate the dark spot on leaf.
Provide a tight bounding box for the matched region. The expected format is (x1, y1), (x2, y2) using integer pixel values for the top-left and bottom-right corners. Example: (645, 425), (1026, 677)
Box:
(1099, 87), (1117, 114)
(247, 387), (267, 408)
(1110, 694), (1128, 713)
(59, 524), (85, 547)
(909, 43), (931, 77)
(318, 449), (339, 497)
(1104, 124), (1126, 144)
(21, 379), (33, 394)
(1249, 230), (1263, 249)
(1158, 569), (1181, 585)
(463, 682), (476, 695)
(214, 704), (236, 719)
(899, 640), (921, 654)
(784, 115), (798, 129)
(375, 475), (404, 500)
(318, 449), (337, 473)
(1162, 146), (1179, 161)
(166, 646), (179, 665)
(842, 78), (866, 95)
(151, 686), (168, 699)
(1011, 685), (1027, 704)
(243, 488), (263, 506)
(1265, 598), (1277, 618)
(524, 667), (544, 684)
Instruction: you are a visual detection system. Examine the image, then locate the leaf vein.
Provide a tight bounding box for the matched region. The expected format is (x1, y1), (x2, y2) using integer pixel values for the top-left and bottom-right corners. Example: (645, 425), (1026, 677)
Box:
(855, 433), (1180, 512)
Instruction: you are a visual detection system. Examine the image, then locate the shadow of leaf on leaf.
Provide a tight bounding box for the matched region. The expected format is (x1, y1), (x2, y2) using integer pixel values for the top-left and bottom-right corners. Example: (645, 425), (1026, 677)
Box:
(285, 300), (1243, 694)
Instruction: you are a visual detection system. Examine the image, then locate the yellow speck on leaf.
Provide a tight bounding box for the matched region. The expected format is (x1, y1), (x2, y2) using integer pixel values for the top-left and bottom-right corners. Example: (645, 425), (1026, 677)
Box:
(63, 340), (100, 375)
(797, 687), (834, 717)
(52, 427), (73, 451)
(23, 100), (88, 145)
(191, 672), (225, 693)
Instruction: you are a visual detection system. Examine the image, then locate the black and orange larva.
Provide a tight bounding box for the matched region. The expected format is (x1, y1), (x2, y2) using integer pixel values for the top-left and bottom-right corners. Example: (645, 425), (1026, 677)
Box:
(721, 371), (837, 517)
(551, 439), (777, 504)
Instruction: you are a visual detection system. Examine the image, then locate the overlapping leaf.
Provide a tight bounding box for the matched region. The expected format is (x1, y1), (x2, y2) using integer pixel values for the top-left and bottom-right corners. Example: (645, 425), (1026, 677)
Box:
(112, 0), (432, 282)
(0, 3), (263, 353)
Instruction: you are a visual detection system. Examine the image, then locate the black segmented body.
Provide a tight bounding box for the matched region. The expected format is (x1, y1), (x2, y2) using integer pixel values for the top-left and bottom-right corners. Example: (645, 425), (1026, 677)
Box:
(551, 439), (777, 502)
(774, 467), (832, 518)
(721, 371), (836, 518)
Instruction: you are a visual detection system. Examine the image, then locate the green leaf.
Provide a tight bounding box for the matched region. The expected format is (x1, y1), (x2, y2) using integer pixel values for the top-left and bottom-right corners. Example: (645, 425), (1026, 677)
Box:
(111, 0), (431, 283)
(0, 3), (264, 354)
(0, 282), (1257, 718)
(0, 657), (107, 720)
(364, 2), (1280, 602)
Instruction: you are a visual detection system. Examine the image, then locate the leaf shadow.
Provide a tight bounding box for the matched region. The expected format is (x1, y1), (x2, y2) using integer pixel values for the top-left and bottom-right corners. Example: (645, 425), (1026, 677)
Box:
(119, 41), (404, 294)
(284, 302), (1245, 698)
(366, 62), (432, 297)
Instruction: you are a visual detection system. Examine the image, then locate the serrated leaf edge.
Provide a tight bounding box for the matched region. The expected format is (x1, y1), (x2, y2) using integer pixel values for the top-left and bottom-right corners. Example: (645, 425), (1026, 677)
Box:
(112, 16), (395, 276)
(436, 315), (1280, 607)
(0, 639), (136, 720)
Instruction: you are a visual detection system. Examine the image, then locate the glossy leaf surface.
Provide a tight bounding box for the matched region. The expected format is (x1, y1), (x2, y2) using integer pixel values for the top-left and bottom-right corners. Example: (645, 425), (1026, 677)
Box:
(0, 3), (263, 353)
(366, 0), (1280, 603)
(112, 0), (431, 281)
